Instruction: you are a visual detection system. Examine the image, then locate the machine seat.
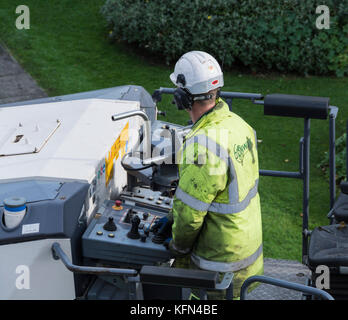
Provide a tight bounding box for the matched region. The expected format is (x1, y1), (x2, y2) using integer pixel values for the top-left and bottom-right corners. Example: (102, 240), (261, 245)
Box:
(308, 224), (348, 268)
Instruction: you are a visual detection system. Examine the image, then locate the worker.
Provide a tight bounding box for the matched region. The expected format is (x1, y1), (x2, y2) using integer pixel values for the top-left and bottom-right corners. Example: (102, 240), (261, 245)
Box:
(162, 51), (263, 299)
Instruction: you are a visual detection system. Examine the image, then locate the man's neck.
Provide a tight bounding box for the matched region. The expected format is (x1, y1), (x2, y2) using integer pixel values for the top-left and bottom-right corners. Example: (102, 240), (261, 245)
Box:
(189, 101), (216, 123)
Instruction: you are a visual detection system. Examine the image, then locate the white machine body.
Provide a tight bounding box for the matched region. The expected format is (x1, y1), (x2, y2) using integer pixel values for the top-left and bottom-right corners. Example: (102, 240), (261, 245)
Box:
(0, 239), (75, 300)
(0, 98), (141, 219)
(0, 98), (142, 300)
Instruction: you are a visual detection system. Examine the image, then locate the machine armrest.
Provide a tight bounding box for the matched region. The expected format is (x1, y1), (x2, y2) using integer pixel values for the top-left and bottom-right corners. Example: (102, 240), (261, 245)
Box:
(264, 94), (329, 119)
(140, 266), (220, 289)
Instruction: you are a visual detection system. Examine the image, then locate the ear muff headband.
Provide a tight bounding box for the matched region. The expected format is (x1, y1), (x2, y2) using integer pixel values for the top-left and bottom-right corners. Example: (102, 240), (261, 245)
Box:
(173, 88), (220, 111)
(173, 75), (221, 110)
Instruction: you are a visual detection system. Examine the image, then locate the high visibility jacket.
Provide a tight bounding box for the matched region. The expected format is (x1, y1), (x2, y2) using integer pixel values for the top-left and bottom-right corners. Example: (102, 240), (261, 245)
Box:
(172, 98), (263, 287)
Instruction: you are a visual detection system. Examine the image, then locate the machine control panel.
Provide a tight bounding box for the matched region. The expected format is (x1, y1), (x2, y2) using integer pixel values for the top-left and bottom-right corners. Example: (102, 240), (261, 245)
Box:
(120, 187), (173, 212)
(82, 193), (172, 266)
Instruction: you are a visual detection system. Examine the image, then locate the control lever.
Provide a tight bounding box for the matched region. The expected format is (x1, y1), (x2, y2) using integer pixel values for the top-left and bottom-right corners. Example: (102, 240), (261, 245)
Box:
(124, 208), (134, 223)
(103, 217), (117, 232)
(127, 215), (141, 239)
(152, 217), (173, 244)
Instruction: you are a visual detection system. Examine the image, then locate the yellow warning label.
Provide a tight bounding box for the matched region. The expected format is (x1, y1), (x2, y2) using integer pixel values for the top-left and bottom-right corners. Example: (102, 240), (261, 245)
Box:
(105, 122), (129, 186)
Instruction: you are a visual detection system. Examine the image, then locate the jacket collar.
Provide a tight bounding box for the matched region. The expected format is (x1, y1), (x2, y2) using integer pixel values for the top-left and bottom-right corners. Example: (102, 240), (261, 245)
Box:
(186, 98), (229, 140)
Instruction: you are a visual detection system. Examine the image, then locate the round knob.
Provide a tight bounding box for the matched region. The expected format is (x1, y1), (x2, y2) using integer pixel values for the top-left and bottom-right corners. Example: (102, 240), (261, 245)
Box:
(112, 200), (123, 211)
(140, 234), (147, 242)
(143, 212), (149, 220)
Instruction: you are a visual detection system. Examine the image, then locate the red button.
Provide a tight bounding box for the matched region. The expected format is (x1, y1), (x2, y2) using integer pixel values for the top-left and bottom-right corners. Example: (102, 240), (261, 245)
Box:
(115, 200), (122, 207)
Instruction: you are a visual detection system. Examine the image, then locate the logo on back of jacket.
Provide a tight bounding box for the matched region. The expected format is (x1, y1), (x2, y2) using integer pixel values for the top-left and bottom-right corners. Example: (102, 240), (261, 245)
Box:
(233, 137), (255, 165)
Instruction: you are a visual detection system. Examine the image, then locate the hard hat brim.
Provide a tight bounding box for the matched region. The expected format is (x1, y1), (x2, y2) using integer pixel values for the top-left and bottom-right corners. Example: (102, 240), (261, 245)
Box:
(169, 73), (177, 86)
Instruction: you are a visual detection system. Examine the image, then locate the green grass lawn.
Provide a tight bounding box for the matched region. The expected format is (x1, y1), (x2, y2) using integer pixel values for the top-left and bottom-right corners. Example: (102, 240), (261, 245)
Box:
(1, 0), (348, 261)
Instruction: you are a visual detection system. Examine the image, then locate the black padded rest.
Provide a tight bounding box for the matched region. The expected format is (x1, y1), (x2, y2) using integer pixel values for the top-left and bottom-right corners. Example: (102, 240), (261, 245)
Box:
(139, 266), (218, 289)
(264, 94), (329, 119)
(308, 224), (348, 268)
(331, 193), (348, 223)
(340, 182), (348, 195)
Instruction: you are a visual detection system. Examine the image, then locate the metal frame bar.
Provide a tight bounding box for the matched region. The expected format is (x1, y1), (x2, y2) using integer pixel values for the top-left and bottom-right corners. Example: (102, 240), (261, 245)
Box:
(51, 242), (138, 276)
(152, 87), (263, 102)
(346, 119), (348, 182)
(329, 107), (338, 209)
(302, 118), (310, 259)
(152, 88), (337, 263)
(111, 110), (151, 160)
(240, 275), (334, 300)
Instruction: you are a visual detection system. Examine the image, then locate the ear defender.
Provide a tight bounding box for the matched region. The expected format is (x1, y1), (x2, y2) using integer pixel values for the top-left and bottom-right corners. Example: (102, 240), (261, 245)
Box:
(173, 74), (194, 110)
(173, 73), (218, 111)
(173, 87), (193, 110)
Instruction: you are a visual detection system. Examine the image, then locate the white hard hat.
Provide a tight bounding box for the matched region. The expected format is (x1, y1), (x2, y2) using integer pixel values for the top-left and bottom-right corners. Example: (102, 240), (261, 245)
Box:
(170, 51), (224, 95)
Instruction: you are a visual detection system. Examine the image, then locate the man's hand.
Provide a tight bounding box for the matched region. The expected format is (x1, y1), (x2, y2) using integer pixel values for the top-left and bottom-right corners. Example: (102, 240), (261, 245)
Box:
(150, 214), (172, 234)
(163, 237), (172, 249)
(151, 213), (173, 244)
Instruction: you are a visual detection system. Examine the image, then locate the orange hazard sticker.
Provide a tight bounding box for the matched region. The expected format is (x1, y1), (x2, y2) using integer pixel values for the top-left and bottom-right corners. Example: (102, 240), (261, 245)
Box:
(105, 122), (129, 186)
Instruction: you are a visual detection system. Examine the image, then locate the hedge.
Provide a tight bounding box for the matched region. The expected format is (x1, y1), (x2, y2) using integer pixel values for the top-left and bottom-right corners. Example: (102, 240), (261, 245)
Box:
(101, 0), (348, 76)
(319, 133), (347, 184)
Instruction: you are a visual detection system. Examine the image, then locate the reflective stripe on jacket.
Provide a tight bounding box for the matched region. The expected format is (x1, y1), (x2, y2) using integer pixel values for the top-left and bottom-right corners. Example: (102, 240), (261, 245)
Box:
(172, 98), (263, 275)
